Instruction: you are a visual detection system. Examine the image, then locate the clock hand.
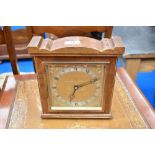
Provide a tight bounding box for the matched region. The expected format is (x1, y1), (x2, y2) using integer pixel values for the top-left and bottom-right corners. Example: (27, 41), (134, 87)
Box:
(70, 85), (79, 102)
(69, 78), (99, 101)
(77, 78), (99, 88)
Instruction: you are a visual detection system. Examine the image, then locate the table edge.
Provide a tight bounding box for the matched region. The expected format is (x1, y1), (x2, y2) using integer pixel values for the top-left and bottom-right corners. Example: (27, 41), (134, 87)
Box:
(124, 52), (155, 59)
(117, 68), (155, 128)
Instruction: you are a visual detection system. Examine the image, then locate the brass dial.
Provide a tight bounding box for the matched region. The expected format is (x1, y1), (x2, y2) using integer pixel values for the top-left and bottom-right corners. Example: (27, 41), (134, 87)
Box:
(47, 64), (104, 110)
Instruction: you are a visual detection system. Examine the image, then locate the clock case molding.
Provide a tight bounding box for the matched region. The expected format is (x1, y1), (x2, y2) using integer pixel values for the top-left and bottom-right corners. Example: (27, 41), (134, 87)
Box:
(28, 36), (125, 118)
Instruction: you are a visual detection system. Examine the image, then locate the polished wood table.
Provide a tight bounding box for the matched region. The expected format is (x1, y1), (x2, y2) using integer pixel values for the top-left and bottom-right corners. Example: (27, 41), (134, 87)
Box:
(0, 68), (155, 129)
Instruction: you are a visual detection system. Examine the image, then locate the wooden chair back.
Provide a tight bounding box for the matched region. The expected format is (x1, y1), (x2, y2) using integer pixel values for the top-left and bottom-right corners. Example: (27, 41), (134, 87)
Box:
(0, 26), (19, 74)
(26, 26), (113, 41)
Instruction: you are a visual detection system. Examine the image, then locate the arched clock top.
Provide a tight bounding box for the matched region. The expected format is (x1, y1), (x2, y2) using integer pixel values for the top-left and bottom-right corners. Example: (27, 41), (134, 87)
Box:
(28, 36), (125, 56)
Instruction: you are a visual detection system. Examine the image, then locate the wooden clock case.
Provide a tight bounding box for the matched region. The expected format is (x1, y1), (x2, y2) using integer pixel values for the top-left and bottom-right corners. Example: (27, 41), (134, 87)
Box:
(28, 36), (125, 118)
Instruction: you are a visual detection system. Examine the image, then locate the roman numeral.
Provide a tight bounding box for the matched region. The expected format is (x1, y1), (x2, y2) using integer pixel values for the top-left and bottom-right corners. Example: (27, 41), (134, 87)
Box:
(86, 68), (90, 73)
(54, 77), (59, 80)
(74, 67), (77, 70)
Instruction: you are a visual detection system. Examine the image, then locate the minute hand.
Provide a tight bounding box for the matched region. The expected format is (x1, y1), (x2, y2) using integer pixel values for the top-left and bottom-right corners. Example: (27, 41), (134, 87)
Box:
(77, 78), (99, 88)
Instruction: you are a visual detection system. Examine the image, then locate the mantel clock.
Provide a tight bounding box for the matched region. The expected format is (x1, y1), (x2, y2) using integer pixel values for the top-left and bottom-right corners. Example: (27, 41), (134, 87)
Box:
(28, 36), (125, 118)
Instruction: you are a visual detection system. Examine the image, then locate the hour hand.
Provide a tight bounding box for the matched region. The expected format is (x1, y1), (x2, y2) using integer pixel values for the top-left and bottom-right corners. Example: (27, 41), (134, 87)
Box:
(69, 85), (79, 102)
